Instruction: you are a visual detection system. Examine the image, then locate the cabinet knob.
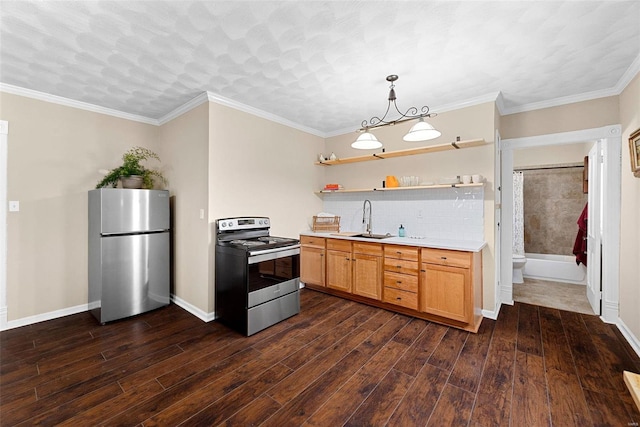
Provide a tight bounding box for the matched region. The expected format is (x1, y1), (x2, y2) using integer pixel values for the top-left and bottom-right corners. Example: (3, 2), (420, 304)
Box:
(396, 281), (402, 284)
(441, 256), (447, 260)
(396, 297), (402, 300)
(346, 257), (350, 260)
(420, 269), (426, 272)
(396, 265), (402, 269)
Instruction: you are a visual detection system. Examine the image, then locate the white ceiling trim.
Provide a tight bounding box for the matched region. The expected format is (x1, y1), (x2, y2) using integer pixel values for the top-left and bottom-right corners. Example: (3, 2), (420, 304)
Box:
(501, 53), (640, 116)
(613, 53), (640, 94)
(0, 83), (159, 126)
(325, 92), (502, 138)
(502, 87), (621, 116)
(157, 92), (209, 126)
(204, 91), (326, 138)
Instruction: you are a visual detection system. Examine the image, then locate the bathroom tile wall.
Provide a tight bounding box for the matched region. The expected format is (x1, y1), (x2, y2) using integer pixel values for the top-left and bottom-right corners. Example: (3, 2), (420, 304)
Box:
(522, 167), (587, 255)
(321, 187), (484, 241)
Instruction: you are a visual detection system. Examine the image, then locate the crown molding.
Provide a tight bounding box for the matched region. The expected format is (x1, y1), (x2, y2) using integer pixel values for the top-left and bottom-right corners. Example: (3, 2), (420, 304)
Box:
(501, 86), (621, 116)
(157, 92), (210, 125)
(325, 92), (501, 138)
(613, 53), (640, 94)
(204, 91), (326, 138)
(0, 83), (159, 125)
(500, 54), (640, 116)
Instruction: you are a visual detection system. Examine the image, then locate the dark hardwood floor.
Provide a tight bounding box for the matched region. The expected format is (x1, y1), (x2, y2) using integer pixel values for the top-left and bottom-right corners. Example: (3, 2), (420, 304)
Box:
(1, 289), (639, 426)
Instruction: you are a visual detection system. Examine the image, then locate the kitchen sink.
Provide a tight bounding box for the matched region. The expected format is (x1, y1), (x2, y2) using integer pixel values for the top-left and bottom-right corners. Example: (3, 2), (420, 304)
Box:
(355, 233), (393, 239)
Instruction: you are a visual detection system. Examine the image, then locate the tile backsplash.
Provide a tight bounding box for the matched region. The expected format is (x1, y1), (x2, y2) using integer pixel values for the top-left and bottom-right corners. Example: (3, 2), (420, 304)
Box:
(321, 187), (484, 241)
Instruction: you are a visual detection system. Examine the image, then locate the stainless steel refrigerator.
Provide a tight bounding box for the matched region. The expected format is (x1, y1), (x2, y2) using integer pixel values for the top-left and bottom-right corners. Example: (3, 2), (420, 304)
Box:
(88, 188), (170, 323)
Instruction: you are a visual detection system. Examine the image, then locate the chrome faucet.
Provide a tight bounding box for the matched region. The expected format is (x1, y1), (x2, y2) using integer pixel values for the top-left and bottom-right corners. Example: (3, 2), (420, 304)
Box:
(363, 199), (372, 235)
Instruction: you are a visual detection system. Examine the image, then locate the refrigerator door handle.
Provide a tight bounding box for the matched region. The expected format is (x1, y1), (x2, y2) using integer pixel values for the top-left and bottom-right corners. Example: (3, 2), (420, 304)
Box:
(101, 229), (169, 237)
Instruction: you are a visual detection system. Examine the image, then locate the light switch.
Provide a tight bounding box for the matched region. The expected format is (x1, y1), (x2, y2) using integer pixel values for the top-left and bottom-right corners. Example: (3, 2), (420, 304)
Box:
(9, 201), (19, 212)
(199, 209), (205, 220)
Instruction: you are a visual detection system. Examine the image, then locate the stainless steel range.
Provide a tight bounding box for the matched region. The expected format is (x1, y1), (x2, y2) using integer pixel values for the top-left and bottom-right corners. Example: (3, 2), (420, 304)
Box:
(214, 217), (300, 336)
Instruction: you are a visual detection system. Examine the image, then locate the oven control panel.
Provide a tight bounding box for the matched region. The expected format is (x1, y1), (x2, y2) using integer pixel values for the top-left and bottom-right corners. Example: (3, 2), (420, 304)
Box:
(217, 217), (270, 231)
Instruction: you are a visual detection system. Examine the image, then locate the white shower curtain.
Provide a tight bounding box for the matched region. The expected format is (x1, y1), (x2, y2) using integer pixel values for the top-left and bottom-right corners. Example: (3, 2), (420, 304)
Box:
(513, 171), (525, 255)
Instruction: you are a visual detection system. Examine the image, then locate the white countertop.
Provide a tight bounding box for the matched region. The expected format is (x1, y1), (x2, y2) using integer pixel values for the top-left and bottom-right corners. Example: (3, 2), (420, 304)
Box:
(300, 231), (486, 252)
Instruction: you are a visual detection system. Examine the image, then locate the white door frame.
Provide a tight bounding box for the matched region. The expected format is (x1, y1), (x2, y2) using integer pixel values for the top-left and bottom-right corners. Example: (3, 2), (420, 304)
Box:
(586, 142), (602, 315)
(0, 120), (8, 329)
(500, 125), (621, 323)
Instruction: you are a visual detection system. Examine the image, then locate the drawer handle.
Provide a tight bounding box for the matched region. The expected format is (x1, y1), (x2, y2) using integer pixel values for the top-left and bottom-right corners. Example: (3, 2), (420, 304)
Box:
(421, 269), (426, 272)
(396, 297), (402, 300)
(396, 280), (402, 284)
(346, 257), (350, 260)
(396, 251), (402, 254)
(396, 265), (402, 269)
(441, 256), (447, 260)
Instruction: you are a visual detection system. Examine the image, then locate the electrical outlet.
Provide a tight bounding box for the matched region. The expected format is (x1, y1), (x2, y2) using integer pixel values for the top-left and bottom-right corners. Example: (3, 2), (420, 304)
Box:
(417, 209), (423, 218)
(9, 201), (19, 212)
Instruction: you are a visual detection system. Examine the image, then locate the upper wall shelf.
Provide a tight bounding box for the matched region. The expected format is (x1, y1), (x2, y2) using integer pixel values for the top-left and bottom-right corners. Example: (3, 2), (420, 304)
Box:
(315, 183), (484, 195)
(315, 138), (487, 166)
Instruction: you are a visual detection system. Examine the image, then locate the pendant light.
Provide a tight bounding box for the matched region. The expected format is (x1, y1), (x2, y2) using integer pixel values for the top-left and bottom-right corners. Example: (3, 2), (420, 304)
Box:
(351, 131), (383, 149)
(352, 74), (439, 149)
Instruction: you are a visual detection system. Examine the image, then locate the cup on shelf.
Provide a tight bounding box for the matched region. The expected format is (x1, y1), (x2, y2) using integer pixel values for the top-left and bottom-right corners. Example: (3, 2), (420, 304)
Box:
(472, 174), (483, 183)
(462, 175), (472, 184)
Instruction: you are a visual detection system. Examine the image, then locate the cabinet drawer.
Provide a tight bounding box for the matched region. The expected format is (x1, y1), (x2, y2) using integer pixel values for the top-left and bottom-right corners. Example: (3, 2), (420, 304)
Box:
(353, 242), (383, 256)
(384, 271), (418, 293)
(301, 235), (325, 248)
(384, 245), (419, 261)
(384, 258), (419, 275)
(326, 238), (352, 252)
(421, 248), (471, 268)
(383, 287), (418, 310)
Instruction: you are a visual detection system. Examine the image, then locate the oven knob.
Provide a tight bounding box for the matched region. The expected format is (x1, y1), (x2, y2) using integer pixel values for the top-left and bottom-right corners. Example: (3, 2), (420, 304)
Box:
(221, 222), (226, 227)
(264, 219), (269, 225)
(259, 220), (264, 225)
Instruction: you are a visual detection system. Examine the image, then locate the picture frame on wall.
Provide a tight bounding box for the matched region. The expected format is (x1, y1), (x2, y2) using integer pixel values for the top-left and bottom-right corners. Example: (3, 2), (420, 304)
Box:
(630, 128), (640, 178)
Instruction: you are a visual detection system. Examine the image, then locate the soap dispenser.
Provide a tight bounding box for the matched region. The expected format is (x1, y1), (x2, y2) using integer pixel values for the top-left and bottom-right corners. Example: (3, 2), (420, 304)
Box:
(398, 224), (405, 237)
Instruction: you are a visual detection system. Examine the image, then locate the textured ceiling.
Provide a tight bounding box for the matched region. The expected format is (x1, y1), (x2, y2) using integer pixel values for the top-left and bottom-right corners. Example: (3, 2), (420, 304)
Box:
(1, 1), (639, 135)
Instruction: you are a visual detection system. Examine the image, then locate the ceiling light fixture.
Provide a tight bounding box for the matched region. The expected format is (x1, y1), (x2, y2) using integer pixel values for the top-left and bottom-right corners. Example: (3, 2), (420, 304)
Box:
(352, 74), (441, 149)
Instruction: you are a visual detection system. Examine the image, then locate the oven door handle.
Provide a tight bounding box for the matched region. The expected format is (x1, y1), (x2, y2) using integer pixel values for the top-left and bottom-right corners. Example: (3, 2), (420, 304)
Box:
(247, 245), (300, 264)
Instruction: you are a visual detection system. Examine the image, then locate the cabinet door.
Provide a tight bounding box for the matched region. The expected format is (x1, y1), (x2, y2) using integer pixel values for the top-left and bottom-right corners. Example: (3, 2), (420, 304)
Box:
(353, 253), (382, 300)
(326, 250), (352, 292)
(420, 264), (470, 323)
(301, 246), (325, 286)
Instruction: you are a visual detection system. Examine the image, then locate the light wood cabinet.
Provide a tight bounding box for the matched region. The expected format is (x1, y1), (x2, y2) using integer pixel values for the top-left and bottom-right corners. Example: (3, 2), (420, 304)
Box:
(383, 245), (419, 310)
(326, 241), (352, 292)
(300, 236), (325, 286)
(326, 239), (382, 297)
(299, 235), (483, 332)
(420, 248), (482, 329)
(352, 243), (383, 300)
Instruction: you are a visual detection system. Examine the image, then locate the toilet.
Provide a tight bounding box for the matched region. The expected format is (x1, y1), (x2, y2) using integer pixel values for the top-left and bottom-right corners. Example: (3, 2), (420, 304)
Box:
(513, 254), (527, 284)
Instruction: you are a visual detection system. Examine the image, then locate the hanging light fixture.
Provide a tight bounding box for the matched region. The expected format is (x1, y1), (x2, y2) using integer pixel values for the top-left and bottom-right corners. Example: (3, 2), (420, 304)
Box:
(351, 74), (440, 149)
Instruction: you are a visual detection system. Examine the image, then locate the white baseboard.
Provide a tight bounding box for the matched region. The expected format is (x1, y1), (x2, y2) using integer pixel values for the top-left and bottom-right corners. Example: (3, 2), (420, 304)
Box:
(601, 300), (619, 324)
(617, 318), (640, 358)
(0, 303), (89, 331)
(171, 294), (215, 322)
(482, 302), (501, 320)
(0, 305), (7, 330)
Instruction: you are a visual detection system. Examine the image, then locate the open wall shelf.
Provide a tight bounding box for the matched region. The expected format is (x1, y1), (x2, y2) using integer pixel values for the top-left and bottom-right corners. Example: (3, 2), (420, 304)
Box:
(315, 138), (487, 166)
(315, 183), (484, 195)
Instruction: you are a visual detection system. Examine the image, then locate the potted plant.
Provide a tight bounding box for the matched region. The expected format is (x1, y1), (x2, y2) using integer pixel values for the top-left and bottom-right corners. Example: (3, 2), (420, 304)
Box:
(96, 146), (166, 189)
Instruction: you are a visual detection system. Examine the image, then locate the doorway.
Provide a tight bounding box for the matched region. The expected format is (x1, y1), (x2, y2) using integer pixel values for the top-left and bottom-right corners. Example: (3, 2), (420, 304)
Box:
(499, 125), (621, 323)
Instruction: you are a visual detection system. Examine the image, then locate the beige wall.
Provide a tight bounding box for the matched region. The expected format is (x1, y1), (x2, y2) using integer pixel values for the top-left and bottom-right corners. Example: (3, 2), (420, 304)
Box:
(325, 102), (497, 312)
(619, 73), (640, 340)
(513, 142), (592, 168)
(501, 96), (619, 139)
(158, 103), (210, 313)
(207, 102), (325, 311)
(0, 92), (159, 320)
